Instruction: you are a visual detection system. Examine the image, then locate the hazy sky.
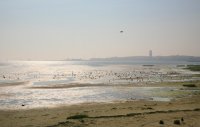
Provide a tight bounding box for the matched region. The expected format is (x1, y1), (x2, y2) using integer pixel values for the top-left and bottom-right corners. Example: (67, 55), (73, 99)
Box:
(0, 0), (200, 60)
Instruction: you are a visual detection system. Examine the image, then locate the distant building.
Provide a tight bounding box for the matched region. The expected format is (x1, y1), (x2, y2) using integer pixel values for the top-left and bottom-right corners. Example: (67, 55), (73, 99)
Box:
(149, 50), (152, 57)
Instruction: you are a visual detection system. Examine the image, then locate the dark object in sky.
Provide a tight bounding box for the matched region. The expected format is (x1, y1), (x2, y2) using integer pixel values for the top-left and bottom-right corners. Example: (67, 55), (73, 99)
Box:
(120, 30), (123, 33)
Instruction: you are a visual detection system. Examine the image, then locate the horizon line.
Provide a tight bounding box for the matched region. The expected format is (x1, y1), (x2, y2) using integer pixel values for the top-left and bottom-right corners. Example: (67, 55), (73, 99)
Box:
(1, 55), (200, 61)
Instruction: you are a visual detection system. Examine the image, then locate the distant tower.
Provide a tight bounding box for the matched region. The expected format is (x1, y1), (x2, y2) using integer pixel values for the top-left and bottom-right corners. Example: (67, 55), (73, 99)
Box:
(149, 50), (152, 57)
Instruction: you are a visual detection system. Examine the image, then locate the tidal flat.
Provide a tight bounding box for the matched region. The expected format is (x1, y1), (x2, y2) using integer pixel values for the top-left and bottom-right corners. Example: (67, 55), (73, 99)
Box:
(0, 61), (200, 126)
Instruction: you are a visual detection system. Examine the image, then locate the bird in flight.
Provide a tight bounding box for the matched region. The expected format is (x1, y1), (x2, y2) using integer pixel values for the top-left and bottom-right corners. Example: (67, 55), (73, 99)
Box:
(120, 30), (123, 33)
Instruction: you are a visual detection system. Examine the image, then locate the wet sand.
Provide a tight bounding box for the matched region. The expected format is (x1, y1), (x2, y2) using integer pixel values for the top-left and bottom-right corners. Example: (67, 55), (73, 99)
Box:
(28, 80), (200, 89)
(0, 94), (200, 127)
(0, 81), (29, 87)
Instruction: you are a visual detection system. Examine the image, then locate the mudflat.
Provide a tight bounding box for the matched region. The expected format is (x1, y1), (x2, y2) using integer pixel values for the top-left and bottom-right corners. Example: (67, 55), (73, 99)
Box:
(0, 95), (199, 127)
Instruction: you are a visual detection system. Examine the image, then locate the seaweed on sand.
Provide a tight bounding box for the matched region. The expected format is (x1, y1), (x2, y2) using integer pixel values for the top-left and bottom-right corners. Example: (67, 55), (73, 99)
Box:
(67, 114), (89, 119)
(185, 65), (200, 71)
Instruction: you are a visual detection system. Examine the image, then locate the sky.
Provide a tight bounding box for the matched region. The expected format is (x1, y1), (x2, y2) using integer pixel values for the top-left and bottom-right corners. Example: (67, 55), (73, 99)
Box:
(0, 0), (200, 60)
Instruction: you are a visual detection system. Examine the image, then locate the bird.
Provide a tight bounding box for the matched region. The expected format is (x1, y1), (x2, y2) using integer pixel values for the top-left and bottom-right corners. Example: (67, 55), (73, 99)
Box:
(120, 30), (123, 33)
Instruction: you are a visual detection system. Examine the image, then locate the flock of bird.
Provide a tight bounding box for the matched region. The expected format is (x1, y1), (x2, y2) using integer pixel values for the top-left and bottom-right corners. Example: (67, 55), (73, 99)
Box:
(0, 68), (191, 84)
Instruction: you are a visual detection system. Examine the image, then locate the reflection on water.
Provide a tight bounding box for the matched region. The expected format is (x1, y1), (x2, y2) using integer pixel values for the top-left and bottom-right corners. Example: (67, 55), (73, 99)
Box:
(0, 61), (200, 109)
(0, 86), (194, 110)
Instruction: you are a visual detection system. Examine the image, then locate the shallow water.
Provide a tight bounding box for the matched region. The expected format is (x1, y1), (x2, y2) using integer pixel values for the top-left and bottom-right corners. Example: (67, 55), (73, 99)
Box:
(0, 61), (199, 85)
(1, 85), (198, 110)
(0, 61), (200, 110)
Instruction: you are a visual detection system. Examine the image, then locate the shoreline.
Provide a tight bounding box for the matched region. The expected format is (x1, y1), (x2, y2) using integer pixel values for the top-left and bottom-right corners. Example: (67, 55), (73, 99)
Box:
(0, 80), (200, 111)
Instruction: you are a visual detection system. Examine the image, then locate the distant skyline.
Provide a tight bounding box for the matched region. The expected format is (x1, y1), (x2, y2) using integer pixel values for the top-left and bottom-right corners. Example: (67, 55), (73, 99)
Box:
(0, 0), (200, 60)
